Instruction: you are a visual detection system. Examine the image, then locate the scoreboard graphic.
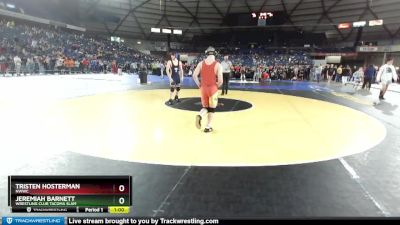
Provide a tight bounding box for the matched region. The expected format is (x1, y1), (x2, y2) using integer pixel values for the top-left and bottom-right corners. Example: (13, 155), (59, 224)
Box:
(8, 176), (132, 213)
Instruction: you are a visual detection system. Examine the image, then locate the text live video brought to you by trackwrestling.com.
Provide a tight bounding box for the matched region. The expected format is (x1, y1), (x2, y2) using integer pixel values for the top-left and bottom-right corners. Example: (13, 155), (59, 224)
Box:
(1, 217), (221, 225)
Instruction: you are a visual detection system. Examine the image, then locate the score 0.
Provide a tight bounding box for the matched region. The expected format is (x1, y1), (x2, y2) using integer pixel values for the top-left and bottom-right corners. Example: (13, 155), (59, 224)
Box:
(117, 184), (127, 205)
(118, 184), (125, 192)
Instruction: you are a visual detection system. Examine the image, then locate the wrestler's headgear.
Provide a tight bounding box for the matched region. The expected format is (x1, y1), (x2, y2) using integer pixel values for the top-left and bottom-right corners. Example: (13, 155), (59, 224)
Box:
(205, 46), (216, 56)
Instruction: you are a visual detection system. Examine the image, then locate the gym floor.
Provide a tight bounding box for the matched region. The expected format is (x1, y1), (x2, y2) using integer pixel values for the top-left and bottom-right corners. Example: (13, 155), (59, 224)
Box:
(0, 74), (399, 217)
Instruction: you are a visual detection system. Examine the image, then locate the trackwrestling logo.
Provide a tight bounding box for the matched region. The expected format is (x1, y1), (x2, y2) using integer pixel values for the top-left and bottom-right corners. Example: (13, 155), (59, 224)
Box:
(2, 217), (64, 225)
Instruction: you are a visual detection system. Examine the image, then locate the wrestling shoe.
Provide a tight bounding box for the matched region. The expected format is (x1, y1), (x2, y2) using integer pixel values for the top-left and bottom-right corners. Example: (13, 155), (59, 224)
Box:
(204, 127), (213, 133)
(195, 115), (202, 129)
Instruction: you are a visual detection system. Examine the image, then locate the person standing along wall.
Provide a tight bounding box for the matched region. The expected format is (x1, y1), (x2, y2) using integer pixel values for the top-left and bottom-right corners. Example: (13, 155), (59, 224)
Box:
(363, 65), (375, 90)
(160, 61), (165, 79)
(13, 55), (21, 76)
(336, 65), (343, 82)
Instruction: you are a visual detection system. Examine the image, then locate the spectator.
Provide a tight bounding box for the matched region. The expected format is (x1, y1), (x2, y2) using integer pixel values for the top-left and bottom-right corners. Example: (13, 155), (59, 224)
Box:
(111, 60), (118, 74)
(0, 19), (161, 75)
(315, 65), (322, 83)
(336, 65), (343, 82)
(362, 65), (375, 90)
(13, 55), (21, 76)
(327, 64), (336, 82)
(0, 55), (7, 76)
(351, 67), (364, 89)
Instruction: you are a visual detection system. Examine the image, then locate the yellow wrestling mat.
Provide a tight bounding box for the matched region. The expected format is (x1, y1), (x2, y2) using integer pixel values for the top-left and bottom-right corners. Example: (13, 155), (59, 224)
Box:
(0, 89), (386, 166)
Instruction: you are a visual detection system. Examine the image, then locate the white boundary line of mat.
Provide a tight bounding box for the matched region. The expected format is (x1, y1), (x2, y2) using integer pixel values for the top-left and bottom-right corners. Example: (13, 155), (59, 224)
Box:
(339, 158), (390, 217)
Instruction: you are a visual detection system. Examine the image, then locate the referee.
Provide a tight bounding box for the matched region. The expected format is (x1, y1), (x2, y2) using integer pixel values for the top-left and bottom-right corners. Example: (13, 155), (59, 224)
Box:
(220, 55), (233, 95)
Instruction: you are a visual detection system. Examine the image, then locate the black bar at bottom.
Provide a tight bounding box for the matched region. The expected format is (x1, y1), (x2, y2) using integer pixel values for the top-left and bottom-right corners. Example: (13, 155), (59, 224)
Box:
(217, 219), (400, 224)
(66, 218), (400, 225)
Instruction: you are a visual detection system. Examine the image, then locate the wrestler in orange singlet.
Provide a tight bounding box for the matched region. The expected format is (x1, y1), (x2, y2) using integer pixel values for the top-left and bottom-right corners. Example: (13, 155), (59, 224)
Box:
(193, 46), (223, 133)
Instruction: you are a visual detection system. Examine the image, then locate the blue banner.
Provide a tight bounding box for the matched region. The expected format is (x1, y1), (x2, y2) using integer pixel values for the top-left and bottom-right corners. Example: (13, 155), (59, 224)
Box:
(2, 217), (64, 225)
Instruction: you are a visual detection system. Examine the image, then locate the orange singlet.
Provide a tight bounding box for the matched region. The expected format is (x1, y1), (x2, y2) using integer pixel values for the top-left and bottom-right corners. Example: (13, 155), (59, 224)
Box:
(200, 60), (219, 108)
